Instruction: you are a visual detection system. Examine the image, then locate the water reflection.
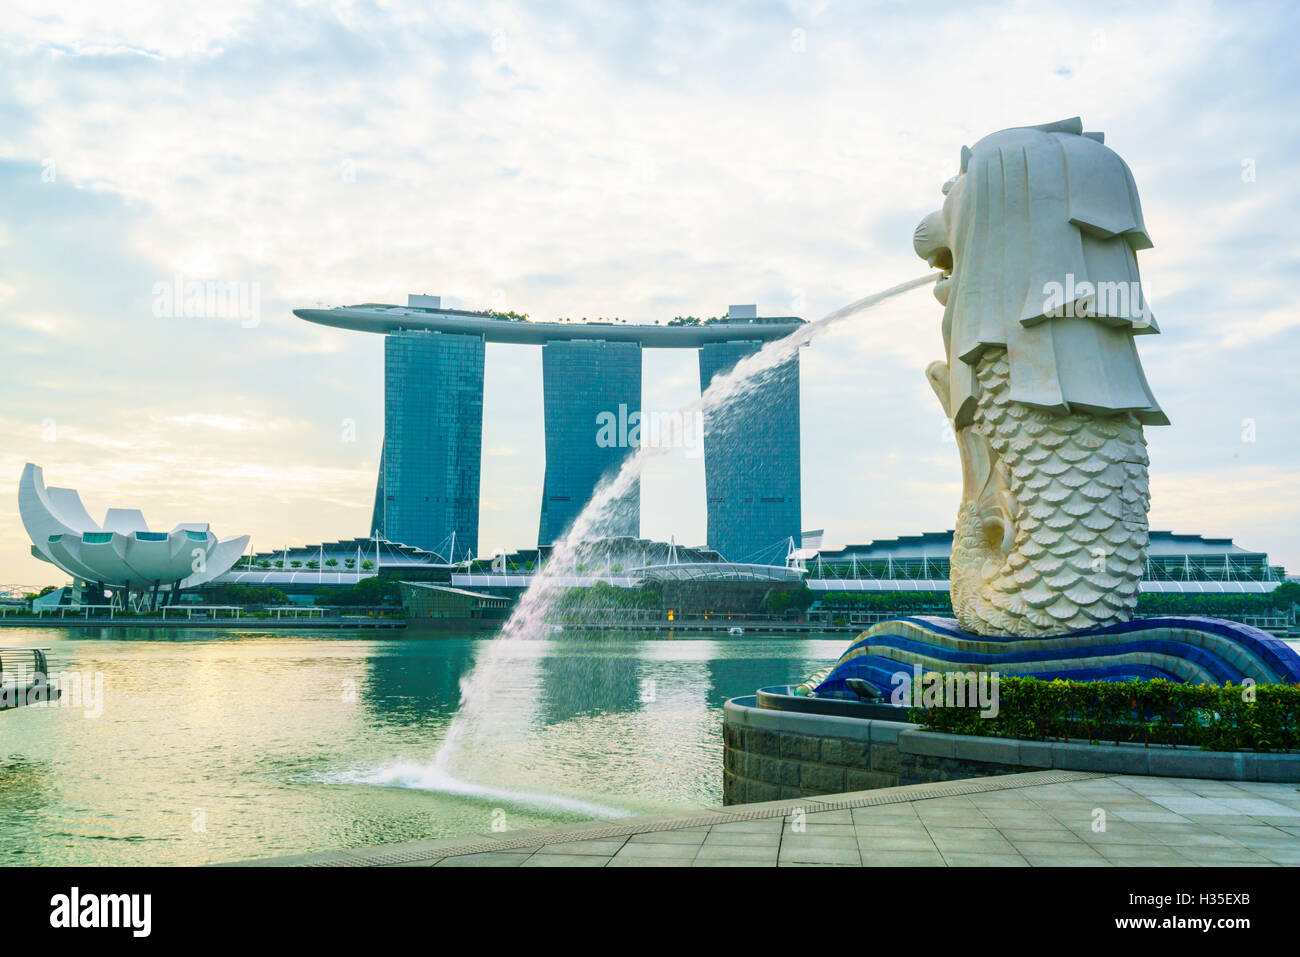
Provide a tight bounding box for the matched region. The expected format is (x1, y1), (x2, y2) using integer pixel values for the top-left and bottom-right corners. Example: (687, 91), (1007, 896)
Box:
(0, 628), (844, 864)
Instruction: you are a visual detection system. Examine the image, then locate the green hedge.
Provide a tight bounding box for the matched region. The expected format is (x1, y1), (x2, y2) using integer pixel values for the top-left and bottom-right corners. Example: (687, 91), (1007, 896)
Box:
(913, 677), (1300, 752)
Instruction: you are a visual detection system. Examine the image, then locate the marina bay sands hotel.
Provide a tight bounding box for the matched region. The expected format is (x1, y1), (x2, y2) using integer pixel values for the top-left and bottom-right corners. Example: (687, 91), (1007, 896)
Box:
(295, 296), (804, 563)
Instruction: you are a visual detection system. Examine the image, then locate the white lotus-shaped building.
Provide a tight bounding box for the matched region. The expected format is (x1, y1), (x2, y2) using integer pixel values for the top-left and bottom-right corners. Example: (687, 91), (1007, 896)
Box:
(19, 463), (250, 606)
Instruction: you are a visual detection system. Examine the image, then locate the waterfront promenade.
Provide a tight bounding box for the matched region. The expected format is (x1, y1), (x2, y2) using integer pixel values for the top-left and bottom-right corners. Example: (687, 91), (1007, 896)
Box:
(241, 770), (1300, 867)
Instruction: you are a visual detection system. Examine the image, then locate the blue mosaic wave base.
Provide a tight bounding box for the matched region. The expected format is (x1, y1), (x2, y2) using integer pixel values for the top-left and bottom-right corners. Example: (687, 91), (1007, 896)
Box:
(813, 616), (1300, 699)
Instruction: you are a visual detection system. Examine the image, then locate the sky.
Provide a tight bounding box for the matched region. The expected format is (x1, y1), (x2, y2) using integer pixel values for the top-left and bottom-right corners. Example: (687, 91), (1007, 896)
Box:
(1, 0), (1297, 588)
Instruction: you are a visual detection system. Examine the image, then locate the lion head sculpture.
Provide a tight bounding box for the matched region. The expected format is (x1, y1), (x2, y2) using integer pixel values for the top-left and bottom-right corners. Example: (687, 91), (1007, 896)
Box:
(914, 116), (1167, 430)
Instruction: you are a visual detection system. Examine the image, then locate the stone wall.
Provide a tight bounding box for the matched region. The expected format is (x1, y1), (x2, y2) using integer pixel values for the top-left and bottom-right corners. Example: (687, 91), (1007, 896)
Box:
(722, 696), (1300, 805)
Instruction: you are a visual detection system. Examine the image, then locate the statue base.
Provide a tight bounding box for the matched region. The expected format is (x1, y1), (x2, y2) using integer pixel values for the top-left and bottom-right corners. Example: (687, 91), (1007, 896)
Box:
(806, 616), (1300, 698)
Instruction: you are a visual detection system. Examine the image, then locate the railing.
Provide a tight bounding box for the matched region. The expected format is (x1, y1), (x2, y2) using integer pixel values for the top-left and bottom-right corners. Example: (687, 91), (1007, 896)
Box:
(34, 604), (118, 619)
(264, 606), (325, 619)
(0, 647), (51, 682)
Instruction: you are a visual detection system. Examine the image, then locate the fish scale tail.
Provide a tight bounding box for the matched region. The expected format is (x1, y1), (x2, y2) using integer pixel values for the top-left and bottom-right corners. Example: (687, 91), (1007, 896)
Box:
(955, 350), (1149, 636)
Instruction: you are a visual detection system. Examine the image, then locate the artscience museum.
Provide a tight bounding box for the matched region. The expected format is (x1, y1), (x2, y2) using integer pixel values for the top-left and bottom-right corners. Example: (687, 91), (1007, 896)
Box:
(18, 463), (250, 610)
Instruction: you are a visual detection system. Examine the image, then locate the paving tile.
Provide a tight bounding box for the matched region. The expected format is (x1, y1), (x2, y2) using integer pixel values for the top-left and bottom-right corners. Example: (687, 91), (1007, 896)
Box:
(1254, 845), (1300, 865)
(694, 843), (779, 864)
(941, 852), (1028, 867)
(778, 844), (861, 865)
(1109, 810), (1191, 824)
(431, 851), (530, 867)
(386, 859), (444, 867)
(855, 826), (936, 851)
(1149, 796), (1242, 816)
(781, 836), (863, 855)
(611, 842), (700, 861)
(1145, 828), (1237, 848)
(1095, 844), (1192, 864)
(853, 823), (932, 838)
(783, 823), (857, 838)
(1066, 824), (1164, 846)
(803, 809), (855, 824)
(968, 794), (1039, 808)
(1000, 827), (1082, 844)
(533, 839), (627, 856)
(1014, 842), (1111, 866)
(983, 811), (1064, 828)
(710, 819), (784, 834)
(627, 829), (708, 845)
(521, 853), (610, 867)
(1172, 845), (1274, 865)
(925, 826), (1016, 853)
(691, 857), (777, 867)
(1250, 816), (1300, 828)
(916, 812), (994, 829)
(779, 862), (859, 867)
(858, 850), (945, 866)
(1028, 805), (1110, 821)
(851, 810), (922, 827)
(606, 856), (691, 867)
(1111, 858), (1200, 867)
(1201, 824), (1293, 846)
(702, 829), (782, 848)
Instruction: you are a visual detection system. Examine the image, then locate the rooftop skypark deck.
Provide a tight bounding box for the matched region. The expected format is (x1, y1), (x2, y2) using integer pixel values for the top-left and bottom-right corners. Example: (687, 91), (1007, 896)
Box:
(293, 303), (805, 347)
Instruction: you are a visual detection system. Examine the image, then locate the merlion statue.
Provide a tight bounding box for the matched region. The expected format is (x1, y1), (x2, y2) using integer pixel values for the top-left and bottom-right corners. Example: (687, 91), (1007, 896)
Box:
(913, 117), (1168, 637)
(779, 118), (1299, 713)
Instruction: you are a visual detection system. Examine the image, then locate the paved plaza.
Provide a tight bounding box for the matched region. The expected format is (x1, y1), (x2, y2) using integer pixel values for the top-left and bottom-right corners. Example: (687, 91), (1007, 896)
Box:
(246, 770), (1300, 867)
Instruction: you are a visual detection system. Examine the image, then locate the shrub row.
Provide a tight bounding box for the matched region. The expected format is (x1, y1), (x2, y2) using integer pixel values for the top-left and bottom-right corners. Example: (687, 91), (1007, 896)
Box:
(913, 677), (1300, 752)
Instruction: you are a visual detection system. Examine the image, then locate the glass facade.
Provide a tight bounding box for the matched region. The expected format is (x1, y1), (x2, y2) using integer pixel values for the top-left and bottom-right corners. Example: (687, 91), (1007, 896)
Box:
(372, 330), (484, 559)
(698, 341), (801, 563)
(538, 339), (641, 545)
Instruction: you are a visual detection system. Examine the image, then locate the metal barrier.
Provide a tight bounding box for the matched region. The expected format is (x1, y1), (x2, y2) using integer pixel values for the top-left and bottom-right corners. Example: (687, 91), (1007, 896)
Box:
(0, 646), (49, 677)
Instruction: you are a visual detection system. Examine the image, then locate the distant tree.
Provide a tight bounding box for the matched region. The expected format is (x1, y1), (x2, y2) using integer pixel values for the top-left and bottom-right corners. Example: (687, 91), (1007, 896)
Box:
(290, 560), (303, 569)
(305, 560), (319, 569)
(1270, 581), (1300, 613)
(314, 576), (402, 607)
(325, 558), (338, 568)
(763, 591), (792, 615)
(203, 584), (288, 606)
(361, 559), (374, 570)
